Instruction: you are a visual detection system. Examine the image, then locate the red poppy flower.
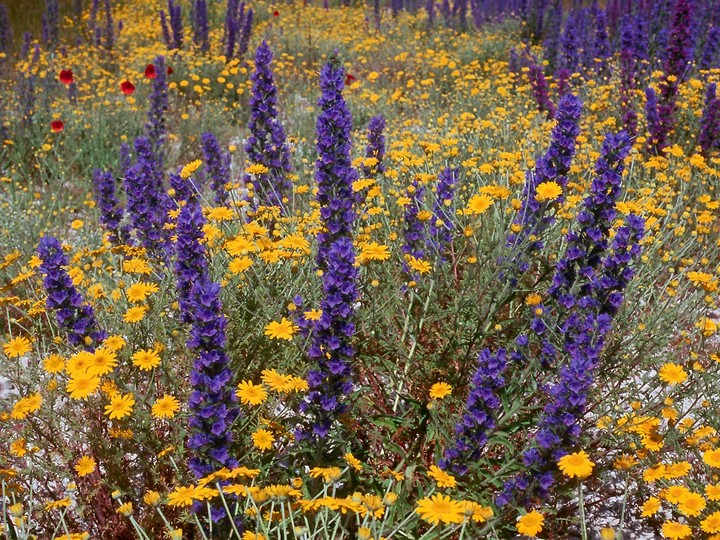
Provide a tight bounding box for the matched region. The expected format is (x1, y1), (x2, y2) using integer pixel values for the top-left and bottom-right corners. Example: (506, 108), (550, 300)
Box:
(167, 66), (173, 75)
(50, 120), (64, 133)
(345, 74), (356, 86)
(120, 80), (135, 95)
(144, 64), (157, 79)
(273, 10), (280, 16)
(59, 69), (74, 85)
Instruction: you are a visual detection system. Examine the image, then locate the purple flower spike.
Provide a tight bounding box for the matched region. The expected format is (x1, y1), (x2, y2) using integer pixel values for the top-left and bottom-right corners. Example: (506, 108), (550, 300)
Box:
(245, 41), (293, 209)
(202, 133), (232, 205)
(123, 137), (170, 257)
(441, 348), (509, 475)
(145, 55), (169, 160)
(699, 83), (720, 154)
(429, 167), (457, 261)
(506, 93), (582, 275)
(299, 54), (359, 445)
(500, 132), (643, 506)
(92, 169), (126, 245)
(38, 237), (107, 349)
(174, 199), (240, 524)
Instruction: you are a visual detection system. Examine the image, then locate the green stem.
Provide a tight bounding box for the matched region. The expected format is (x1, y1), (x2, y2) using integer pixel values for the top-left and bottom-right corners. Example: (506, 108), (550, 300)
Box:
(579, 483), (588, 540)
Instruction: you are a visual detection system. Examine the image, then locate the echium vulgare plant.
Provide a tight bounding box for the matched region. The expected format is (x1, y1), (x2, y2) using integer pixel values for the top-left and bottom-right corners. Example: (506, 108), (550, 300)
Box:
(500, 132), (645, 504)
(355, 114), (386, 205)
(174, 197), (240, 524)
(401, 178), (427, 281)
(202, 132), (232, 205)
(362, 114), (386, 178)
(619, 17), (639, 138)
(245, 40), (293, 209)
(698, 82), (720, 155)
(648, 0), (694, 154)
(527, 60), (556, 119)
(298, 55), (359, 447)
(92, 168), (126, 245)
(429, 166), (457, 261)
(236, 7), (254, 60)
(145, 55), (169, 162)
(505, 93), (582, 276)
(173, 185), (208, 324)
(442, 132), (644, 503)
(224, 0), (245, 58)
(123, 137), (170, 258)
(193, 0), (209, 53)
(37, 236), (107, 350)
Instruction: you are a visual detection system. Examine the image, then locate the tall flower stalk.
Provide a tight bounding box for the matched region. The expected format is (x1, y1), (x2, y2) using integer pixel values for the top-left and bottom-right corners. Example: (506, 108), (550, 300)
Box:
(145, 55), (169, 161)
(528, 60), (555, 119)
(362, 115), (386, 178)
(202, 133), (232, 205)
(37, 237), (107, 349)
(237, 8), (253, 60)
(506, 94), (582, 275)
(501, 132), (644, 504)
(441, 348), (508, 475)
(92, 168), (125, 245)
(300, 55), (359, 444)
(699, 82), (720, 155)
(0, 3), (12, 56)
(42, 0), (59, 48)
(401, 179), (427, 281)
(193, 0), (209, 52)
(123, 137), (170, 257)
(175, 200), (240, 480)
(356, 115), (386, 204)
(429, 167), (457, 261)
(245, 41), (293, 209)
(649, 0), (694, 154)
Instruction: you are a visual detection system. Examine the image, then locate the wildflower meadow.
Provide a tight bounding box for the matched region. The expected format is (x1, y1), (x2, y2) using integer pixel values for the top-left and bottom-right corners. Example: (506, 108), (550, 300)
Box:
(2, 0), (720, 538)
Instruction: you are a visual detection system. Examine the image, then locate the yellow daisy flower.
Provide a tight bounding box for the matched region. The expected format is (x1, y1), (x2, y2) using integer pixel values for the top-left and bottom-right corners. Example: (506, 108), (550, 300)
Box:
(516, 510), (545, 537)
(152, 395), (180, 419)
(75, 456), (96, 477)
(557, 450), (595, 479)
(264, 318), (296, 340)
(415, 493), (464, 525)
(3, 336), (31, 358)
(429, 382), (452, 400)
(236, 381), (268, 406)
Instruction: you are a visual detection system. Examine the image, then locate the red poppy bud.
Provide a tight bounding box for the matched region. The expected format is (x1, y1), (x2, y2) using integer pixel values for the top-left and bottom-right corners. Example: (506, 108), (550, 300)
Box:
(120, 80), (135, 95)
(273, 10), (279, 16)
(59, 69), (74, 85)
(51, 120), (64, 133)
(144, 64), (157, 79)
(167, 66), (173, 75)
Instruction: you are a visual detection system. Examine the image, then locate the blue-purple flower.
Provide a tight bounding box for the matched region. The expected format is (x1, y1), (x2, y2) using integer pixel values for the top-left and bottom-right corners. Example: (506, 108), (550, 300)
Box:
(92, 169), (126, 245)
(174, 199), (240, 518)
(699, 82), (720, 154)
(401, 179), (427, 280)
(506, 93), (582, 274)
(193, 0), (209, 52)
(299, 55), (359, 443)
(441, 348), (508, 475)
(123, 137), (170, 257)
(202, 132), (232, 205)
(145, 55), (169, 160)
(429, 167), (457, 261)
(224, 0), (246, 59)
(362, 115), (386, 178)
(245, 41), (293, 209)
(37, 237), (107, 349)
